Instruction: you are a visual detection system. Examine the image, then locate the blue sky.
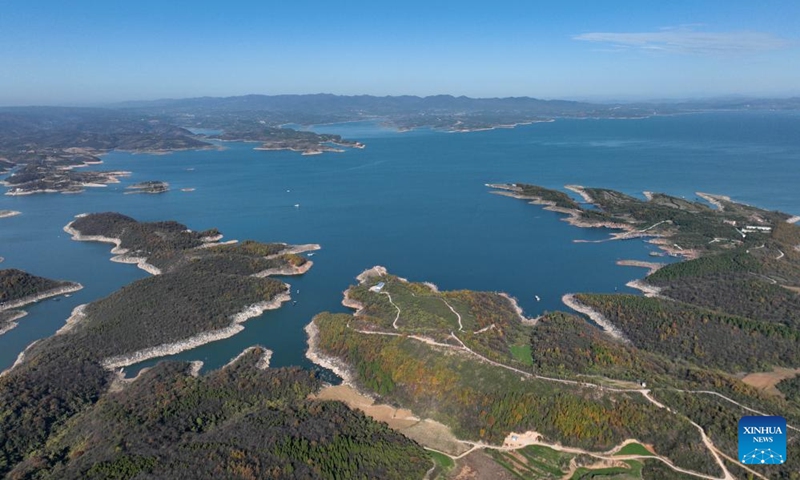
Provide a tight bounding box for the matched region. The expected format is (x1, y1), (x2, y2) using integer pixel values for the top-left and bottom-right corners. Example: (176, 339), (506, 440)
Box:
(0, 0), (798, 105)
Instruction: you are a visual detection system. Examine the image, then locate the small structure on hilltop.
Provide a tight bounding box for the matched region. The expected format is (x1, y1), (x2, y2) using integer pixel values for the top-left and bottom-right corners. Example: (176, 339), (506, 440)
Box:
(369, 282), (385, 293)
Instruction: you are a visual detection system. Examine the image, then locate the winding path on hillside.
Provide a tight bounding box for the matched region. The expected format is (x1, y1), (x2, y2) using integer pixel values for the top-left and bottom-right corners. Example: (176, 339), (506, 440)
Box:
(343, 289), (800, 479)
(439, 298), (463, 331)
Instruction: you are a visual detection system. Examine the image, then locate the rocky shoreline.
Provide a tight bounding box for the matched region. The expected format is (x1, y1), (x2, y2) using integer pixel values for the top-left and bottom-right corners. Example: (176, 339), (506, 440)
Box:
(0, 283), (83, 312)
(102, 291), (291, 369)
(253, 260), (314, 278)
(63, 218), (162, 275)
(0, 311), (27, 336)
(56, 304), (87, 335)
(498, 292), (540, 326)
(562, 294), (629, 343)
(304, 320), (355, 386)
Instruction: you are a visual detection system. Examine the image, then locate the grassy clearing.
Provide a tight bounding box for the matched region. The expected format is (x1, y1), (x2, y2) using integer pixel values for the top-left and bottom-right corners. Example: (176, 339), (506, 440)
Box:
(571, 460), (642, 479)
(510, 344), (533, 366)
(428, 450), (455, 471)
(615, 442), (653, 457)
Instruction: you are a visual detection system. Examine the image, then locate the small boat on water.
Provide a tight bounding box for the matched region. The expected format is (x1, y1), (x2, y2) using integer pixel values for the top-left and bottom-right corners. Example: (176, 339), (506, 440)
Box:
(307, 253), (315, 257)
(64, 294), (71, 298)
(535, 295), (540, 302)
(294, 204), (300, 208)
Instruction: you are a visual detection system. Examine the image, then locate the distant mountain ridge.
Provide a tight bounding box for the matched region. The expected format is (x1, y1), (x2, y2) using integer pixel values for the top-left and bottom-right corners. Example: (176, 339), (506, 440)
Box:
(112, 93), (800, 116)
(113, 93), (599, 116)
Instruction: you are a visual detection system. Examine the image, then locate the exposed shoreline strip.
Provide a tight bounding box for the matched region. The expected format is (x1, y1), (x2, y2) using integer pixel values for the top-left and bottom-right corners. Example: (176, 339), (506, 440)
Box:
(0, 340), (39, 378)
(489, 183), (701, 262)
(305, 320), (356, 386)
(0, 311), (27, 336)
(64, 219), (162, 275)
(56, 304), (87, 335)
(102, 291), (291, 369)
(696, 192), (729, 211)
(562, 294), (629, 343)
(0, 283), (83, 312)
(253, 260), (314, 278)
(498, 292), (540, 326)
(616, 260), (666, 297)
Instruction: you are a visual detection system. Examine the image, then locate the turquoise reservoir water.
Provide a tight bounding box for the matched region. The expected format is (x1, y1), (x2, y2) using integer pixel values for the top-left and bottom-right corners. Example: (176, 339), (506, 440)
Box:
(1, 111), (799, 373)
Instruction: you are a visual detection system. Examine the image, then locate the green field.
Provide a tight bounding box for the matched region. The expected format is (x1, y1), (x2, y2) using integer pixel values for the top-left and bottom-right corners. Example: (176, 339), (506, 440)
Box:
(510, 344), (533, 365)
(614, 443), (653, 457)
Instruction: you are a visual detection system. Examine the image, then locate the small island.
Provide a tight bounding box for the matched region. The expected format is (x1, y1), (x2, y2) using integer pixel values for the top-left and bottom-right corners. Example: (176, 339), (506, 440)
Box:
(125, 180), (169, 194)
(3, 162), (131, 195)
(0, 268), (82, 336)
(218, 125), (364, 155)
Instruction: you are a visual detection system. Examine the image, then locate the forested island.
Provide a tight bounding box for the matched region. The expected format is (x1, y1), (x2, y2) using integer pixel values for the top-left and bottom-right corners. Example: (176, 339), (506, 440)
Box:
(0, 268), (82, 336)
(487, 183), (800, 479)
(125, 180), (169, 194)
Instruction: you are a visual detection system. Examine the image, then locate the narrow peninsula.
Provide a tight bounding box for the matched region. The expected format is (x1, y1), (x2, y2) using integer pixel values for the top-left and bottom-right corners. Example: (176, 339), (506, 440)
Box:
(0, 268), (82, 336)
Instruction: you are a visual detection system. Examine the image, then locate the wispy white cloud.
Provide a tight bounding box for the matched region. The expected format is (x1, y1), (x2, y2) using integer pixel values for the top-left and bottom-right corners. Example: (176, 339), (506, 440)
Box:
(574, 26), (789, 55)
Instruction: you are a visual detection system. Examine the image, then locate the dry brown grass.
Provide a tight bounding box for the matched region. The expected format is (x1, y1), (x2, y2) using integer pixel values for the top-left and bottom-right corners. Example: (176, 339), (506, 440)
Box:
(741, 367), (800, 396)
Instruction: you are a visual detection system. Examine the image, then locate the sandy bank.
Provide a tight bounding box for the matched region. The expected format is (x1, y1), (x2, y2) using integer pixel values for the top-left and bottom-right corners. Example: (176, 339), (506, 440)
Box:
(266, 243), (322, 258)
(305, 320), (355, 385)
(196, 239), (238, 249)
(0, 283), (83, 312)
(6, 188), (60, 196)
(625, 280), (663, 298)
(64, 219), (162, 275)
(615, 260), (666, 297)
(696, 192), (730, 211)
(498, 293), (539, 326)
(0, 339), (39, 378)
(222, 345), (273, 370)
(253, 260), (314, 278)
(0, 311), (27, 336)
(102, 291), (291, 369)
(356, 265), (389, 284)
(562, 294), (629, 342)
(616, 260), (666, 276)
(342, 289), (366, 314)
(564, 184), (595, 204)
(56, 304), (87, 335)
